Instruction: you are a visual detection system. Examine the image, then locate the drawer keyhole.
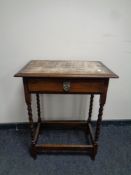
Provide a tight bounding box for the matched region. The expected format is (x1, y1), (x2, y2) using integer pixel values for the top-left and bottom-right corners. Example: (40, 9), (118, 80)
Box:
(63, 81), (70, 92)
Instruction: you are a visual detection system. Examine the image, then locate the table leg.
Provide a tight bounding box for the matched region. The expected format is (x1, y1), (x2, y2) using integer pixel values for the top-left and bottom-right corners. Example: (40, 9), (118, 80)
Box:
(36, 94), (41, 123)
(88, 94), (94, 122)
(36, 93), (42, 137)
(23, 78), (36, 159)
(92, 94), (106, 160)
(95, 103), (104, 142)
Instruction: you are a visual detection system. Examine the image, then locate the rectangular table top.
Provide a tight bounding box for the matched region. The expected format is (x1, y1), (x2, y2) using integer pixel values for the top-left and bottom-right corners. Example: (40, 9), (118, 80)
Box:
(15, 60), (118, 78)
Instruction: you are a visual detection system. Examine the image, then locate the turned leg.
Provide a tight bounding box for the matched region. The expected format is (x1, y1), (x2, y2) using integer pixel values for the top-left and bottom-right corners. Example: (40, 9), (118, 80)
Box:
(23, 78), (36, 159)
(87, 94), (94, 145)
(91, 103), (104, 160)
(26, 101), (34, 142)
(92, 94), (106, 160)
(36, 93), (42, 136)
(36, 94), (41, 123)
(95, 104), (104, 142)
(88, 94), (94, 122)
(26, 95), (37, 159)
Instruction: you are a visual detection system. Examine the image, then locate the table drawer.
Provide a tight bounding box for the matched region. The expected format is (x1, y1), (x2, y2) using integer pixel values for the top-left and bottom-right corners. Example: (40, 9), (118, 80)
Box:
(27, 78), (107, 94)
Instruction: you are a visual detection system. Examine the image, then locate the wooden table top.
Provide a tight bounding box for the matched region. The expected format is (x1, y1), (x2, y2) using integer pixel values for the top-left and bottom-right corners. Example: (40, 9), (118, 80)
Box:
(15, 60), (118, 78)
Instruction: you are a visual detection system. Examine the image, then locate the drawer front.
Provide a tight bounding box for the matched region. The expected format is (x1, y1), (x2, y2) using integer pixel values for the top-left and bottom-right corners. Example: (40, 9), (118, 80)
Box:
(27, 78), (107, 94)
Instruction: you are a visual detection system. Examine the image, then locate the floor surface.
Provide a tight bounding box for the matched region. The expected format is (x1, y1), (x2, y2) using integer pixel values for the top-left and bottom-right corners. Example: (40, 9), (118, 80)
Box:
(0, 124), (131, 175)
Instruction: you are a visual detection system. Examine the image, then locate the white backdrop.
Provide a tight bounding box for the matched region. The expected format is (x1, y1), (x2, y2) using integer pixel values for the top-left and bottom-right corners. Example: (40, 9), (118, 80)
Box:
(0, 0), (131, 123)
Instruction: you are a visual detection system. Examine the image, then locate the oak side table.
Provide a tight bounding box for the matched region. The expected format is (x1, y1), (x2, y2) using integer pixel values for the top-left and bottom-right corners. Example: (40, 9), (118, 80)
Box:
(15, 60), (118, 159)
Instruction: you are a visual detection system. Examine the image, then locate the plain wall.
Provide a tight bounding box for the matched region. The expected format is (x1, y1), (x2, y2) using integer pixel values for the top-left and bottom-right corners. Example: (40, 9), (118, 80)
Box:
(0, 0), (131, 123)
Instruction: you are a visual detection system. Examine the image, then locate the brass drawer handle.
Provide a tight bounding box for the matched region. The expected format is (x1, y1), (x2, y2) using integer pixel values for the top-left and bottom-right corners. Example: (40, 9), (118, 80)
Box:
(63, 81), (70, 92)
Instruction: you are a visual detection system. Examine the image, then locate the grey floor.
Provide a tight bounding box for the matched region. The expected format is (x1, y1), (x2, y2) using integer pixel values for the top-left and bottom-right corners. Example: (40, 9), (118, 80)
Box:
(0, 124), (131, 175)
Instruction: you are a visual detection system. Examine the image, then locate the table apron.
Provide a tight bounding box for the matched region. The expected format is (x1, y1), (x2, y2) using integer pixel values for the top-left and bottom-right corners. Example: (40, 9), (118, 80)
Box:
(26, 78), (109, 94)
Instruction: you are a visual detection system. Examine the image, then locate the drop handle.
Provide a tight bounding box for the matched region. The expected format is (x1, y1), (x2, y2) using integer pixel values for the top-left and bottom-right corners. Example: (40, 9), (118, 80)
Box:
(63, 81), (70, 92)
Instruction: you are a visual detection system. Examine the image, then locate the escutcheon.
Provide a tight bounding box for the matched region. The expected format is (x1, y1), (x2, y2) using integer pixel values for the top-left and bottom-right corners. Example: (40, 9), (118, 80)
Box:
(63, 81), (70, 92)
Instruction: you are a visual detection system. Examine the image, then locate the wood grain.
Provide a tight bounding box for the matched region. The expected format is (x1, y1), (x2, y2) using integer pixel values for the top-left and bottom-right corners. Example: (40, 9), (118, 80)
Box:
(15, 60), (118, 78)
